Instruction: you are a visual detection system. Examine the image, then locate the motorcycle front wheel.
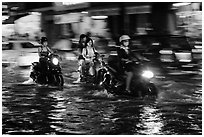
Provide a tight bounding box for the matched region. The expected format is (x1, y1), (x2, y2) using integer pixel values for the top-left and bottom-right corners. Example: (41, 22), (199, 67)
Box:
(147, 83), (157, 97)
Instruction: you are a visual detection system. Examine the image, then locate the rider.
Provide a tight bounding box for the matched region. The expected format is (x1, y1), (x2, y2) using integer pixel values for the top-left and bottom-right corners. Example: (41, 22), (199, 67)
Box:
(117, 35), (148, 94)
(38, 37), (54, 82)
(81, 37), (98, 77)
(29, 37), (55, 84)
(38, 37), (53, 57)
(74, 34), (89, 83)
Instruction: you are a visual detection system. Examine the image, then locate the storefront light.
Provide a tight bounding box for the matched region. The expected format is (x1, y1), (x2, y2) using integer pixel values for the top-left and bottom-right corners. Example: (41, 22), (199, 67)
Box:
(91, 16), (108, 19)
(29, 12), (41, 16)
(81, 11), (88, 14)
(11, 6), (19, 10)
(2, 16), (9, 21)
(62, 2), (84, 5)
(180, 15), (186, 18)
(173, 2), (191, 7)
(2, 4), (8, 9)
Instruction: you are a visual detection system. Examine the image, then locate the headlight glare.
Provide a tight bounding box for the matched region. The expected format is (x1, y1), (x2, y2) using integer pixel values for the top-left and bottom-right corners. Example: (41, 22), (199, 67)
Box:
(52, 57), (59, 65)
(142, 70), (154, 79)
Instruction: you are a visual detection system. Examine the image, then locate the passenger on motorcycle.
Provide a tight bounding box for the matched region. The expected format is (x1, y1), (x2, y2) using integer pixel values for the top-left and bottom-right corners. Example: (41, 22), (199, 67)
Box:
(117, 35), (148, 94)
(74, 34), (89, 83)
(81, 37), (99, 77)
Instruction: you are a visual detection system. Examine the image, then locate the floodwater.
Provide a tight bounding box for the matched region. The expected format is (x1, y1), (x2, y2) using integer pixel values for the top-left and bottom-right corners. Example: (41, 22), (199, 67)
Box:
(2, 61), (202, 135)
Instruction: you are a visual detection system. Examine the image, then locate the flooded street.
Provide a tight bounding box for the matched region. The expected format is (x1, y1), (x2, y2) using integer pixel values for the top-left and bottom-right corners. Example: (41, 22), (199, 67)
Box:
(2, 61), (202, 135)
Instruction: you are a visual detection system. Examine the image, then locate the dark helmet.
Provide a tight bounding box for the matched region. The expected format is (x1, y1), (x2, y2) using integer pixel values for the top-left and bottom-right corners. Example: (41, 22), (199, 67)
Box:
(79, 34), (88, 44)
(79, 34), (87, 40)
(40, 37), (48, 44)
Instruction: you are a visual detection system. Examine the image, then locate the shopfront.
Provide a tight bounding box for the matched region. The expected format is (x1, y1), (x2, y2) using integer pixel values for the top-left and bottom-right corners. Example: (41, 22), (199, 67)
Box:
(89, 3), (155, 40)
(173, 2), (202, 38)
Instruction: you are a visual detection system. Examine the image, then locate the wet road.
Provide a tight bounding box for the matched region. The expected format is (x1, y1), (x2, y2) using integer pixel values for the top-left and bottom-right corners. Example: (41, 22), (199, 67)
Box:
(2, 61), (202, 135)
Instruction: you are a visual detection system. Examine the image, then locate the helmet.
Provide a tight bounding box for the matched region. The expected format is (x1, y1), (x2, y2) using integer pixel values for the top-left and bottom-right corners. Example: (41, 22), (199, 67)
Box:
(40, 37), (48, 44)
(79, 34), (88, 44)
(119, 35), (130, 43)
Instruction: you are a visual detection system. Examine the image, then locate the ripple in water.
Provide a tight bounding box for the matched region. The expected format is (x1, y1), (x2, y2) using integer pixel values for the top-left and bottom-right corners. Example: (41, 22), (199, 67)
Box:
(2, 66), (202, 135)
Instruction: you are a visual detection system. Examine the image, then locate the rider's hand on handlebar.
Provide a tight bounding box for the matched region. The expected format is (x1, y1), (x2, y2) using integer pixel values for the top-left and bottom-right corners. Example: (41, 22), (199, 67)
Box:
(122, 58), (129, 62)
(143, 58), (150, 62)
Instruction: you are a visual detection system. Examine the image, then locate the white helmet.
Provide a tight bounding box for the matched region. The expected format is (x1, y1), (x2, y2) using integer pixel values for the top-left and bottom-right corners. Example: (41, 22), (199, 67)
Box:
(119, 35), (130, 42)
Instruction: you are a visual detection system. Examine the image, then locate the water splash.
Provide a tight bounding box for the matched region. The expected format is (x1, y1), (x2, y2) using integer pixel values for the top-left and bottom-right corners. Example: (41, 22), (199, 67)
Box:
(92, 89), (114, 98)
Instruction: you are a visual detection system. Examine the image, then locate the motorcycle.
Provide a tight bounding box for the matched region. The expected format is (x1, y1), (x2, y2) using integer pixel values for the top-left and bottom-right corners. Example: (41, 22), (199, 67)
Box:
(98, 55), (158, 97)
(30, 51), (64, 87)
(80, 53), (102, 85)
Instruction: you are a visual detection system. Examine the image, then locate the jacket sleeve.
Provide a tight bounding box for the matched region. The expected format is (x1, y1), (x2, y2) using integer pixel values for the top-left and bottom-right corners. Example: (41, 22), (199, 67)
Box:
(77, 43), (82, 54)
(38, 47), (42, 56)
(117, 48), (124, 59)
(93, 47), (98, 54)
(130, 51), (147, 61)
(46, 46), (53, 53)
(82, 48), (86, 58)
(117, 48), (130, 60)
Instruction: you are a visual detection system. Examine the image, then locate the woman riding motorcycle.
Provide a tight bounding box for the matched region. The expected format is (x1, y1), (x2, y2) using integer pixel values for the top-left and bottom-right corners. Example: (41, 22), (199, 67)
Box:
(74, 34), (89, 83)
(81, 37), (99, 77)
(38, 37), (53, 57)
(24, 37), (53, 84)
(37, 37), (54, 83)
(117, 35), (148, 94)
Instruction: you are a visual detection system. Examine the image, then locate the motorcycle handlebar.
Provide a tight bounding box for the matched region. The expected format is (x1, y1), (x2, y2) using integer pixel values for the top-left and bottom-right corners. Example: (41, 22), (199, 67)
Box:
(124, 59), (150, 65)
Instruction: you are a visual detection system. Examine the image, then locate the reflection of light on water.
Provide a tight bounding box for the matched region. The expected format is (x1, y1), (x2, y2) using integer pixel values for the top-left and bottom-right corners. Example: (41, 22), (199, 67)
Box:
(93, 89), (114, 98)
(48, 91), (67, 117)
(48, 91), (67, 129)
(48, 91), (87, 133)
(138, 106), (163, 135)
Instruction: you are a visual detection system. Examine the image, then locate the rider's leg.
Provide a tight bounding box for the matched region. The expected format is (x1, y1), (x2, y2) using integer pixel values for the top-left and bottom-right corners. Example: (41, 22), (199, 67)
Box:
(89, 62), (95, 76)
(75, 59), (85, 83)
(125, 71), (133, 92)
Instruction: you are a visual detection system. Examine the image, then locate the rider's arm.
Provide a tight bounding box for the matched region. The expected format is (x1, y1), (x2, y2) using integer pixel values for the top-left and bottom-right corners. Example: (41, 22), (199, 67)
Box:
(38, 47), (42, 56)
(133, 52), (149, 61)
(77, 44), (83, 55)
(93, 47), (98, 54)
(117, 48), (129, 62)
(77, 48), (82, 56)
(46, 46), (53, 54)
(93, 47), (99, 58)
(81, 48), (87, 59)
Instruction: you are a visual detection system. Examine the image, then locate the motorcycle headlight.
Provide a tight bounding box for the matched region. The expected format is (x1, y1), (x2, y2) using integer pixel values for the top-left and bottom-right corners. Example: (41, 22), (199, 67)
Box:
(52, 57), (59, 65)
(142, 70), (154, 79)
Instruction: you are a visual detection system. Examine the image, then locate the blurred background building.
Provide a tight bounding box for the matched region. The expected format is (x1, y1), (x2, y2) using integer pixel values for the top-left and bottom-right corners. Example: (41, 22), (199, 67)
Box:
(2, 2), (202, 46)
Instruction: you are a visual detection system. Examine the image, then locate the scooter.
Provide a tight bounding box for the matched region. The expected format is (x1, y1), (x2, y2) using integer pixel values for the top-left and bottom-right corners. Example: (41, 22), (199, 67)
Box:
(30, 51), (64, 87)
(80, 53), (102, 85)
(98, 55), (157, 97)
